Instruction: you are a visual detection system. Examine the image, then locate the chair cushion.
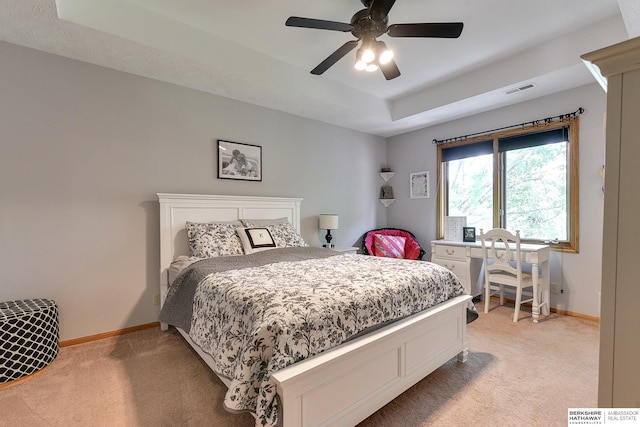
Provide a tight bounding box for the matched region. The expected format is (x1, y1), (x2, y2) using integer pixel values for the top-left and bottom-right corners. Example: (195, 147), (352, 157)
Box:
(363, 228), (424, 260)
(373, 234), (406, 258)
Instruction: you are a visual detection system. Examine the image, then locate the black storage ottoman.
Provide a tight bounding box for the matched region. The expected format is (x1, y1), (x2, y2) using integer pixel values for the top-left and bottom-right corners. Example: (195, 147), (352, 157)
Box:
(0, 299), (59, 383)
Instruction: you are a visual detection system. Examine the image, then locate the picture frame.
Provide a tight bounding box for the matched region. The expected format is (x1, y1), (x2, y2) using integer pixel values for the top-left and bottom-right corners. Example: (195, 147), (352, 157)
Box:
(380, 185), (394, 199)
(217, 140), (262, 181)
(463, 226), (476, 242)
(410, 171), (430, 199)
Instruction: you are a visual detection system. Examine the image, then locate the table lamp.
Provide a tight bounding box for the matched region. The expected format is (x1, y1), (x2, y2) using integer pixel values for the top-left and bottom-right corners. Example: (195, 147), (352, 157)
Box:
(319, 214), (339, 248)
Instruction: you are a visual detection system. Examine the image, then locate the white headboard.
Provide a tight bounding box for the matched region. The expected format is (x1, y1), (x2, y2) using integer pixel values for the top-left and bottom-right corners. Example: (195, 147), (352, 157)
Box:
(157, 193), (302, 306)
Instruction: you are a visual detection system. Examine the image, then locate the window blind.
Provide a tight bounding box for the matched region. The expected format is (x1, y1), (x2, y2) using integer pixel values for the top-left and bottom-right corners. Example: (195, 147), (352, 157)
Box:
(441, 140), (493, 162)
(498, 127), (568, 152)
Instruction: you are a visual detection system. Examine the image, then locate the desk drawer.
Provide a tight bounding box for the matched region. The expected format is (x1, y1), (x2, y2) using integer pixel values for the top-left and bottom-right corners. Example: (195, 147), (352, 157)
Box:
(434, 245), (467, 260)
(434, 259), (468, 279)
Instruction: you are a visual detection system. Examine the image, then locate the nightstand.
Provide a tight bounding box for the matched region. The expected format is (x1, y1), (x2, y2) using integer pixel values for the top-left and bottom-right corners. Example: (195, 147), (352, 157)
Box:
(329, 246), (359, 254)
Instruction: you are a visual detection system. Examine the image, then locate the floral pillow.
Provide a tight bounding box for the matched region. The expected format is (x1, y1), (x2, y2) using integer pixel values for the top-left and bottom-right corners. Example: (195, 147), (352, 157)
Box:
(240, 217), (289, 227)
(185, 221), (244, 258)
(270, 223), (308, 247)
(373, 234), (406, 258)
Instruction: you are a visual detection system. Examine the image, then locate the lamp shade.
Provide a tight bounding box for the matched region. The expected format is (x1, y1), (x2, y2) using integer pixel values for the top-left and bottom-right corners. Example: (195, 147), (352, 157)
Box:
(319, 214), (339, 230)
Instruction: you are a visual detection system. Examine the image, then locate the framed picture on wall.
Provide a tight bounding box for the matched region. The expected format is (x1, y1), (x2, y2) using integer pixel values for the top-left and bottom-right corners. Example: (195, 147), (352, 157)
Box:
(410, 171), (430, 199)
(217, 140), (262, 181)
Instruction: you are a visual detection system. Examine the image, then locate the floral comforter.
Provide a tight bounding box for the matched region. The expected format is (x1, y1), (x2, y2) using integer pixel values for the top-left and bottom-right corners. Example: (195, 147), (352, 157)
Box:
(161, 247), (465, 426)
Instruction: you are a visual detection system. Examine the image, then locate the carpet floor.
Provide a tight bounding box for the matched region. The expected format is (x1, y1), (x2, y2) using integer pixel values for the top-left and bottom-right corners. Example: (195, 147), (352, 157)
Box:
(0, 305), (599, 427)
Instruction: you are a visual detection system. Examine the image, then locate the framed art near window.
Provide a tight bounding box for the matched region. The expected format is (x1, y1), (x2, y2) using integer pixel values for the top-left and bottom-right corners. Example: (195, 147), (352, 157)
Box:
(218, 140), (262, 181)
(410, 171), (430, 199)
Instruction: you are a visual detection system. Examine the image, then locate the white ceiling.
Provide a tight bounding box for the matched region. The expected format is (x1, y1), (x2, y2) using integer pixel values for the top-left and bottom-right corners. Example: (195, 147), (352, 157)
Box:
(0, 0), (632, 137)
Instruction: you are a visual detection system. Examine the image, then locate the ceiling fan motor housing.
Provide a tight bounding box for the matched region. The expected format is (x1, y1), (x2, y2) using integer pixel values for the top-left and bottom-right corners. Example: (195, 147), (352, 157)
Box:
(351, 9), (388, 39)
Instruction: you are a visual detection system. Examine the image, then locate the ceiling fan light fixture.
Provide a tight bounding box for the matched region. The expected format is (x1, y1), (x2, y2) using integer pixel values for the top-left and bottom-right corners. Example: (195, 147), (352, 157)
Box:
(357, 38), (377, 64)
(361, 48), (375, 63)
(376, 40), (393, 65)
(379, 49), (393, 65)
(354, 59), (367, 70)
(365, 63), (379, 72)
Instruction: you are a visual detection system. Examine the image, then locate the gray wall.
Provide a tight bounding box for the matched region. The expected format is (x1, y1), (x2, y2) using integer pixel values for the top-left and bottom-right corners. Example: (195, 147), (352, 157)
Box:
(386, 84), (607, 318)
(0, 40), (607, 341)
(0, 41), (387, 340)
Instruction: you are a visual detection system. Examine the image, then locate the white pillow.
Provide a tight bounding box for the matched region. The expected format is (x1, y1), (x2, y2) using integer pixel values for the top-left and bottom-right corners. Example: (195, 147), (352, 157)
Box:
(237, 227), (277, 254)
(169, 256), (198, 284)
(185, 221), (244, 258)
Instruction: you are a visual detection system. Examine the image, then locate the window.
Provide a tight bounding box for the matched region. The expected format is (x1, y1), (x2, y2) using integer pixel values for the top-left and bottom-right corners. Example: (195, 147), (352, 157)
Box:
(437, 119), (578, 252)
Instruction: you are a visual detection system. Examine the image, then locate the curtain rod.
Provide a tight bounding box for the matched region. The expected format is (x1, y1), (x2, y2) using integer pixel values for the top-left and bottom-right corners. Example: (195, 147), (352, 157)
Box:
(432, 107), (584, 145)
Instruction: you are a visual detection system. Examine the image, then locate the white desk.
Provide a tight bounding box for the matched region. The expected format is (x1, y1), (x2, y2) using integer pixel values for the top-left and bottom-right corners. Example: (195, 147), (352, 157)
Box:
(431, 240), (550, 322)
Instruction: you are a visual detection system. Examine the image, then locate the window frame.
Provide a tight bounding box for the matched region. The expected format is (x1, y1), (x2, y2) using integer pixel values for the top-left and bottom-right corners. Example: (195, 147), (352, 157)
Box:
(436, 118), (579, 253)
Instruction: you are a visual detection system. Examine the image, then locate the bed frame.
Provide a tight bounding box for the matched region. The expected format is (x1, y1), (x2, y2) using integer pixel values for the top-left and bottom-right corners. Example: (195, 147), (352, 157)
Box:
(158, 193), (471, 427)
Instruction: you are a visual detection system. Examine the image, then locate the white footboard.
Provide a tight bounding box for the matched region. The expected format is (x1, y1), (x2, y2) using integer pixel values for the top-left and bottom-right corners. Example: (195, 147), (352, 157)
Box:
(271, 295), (471, 427)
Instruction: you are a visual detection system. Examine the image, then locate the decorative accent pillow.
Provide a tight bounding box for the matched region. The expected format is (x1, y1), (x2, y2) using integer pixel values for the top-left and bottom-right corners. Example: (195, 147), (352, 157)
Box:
(185, 221), (244, 258)
(363, 228), (424, 260)
(241, 222), (308, 248)
(267, 223), (308, 248)
(237, 227), (277, 254)
(240, 217), (289, 227)
(373, 234), (406, 258)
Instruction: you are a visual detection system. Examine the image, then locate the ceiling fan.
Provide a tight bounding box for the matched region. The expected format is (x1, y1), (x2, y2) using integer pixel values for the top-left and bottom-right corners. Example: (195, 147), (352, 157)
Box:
(285, 0), (463, 80)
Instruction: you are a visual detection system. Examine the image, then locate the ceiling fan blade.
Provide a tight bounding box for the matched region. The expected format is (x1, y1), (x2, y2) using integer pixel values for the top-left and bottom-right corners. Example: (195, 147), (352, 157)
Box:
(388, 22), (464, 38)
(369, 0), (396, 22)
(286, 16), (353, 32)
(311, 40), (359, 75)
(380, 58), (401, 80)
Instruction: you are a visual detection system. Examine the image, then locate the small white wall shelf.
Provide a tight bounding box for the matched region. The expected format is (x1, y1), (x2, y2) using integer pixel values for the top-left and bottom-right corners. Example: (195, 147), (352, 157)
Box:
(379, 172), (395, 182)
(379, 171), (395, 207)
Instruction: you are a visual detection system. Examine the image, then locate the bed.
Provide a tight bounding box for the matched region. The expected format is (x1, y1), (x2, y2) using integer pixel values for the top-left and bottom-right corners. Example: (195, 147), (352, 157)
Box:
(157, 193), (472, 427)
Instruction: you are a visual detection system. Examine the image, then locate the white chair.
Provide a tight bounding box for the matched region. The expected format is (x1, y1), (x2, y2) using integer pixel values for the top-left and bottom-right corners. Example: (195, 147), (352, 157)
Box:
(479, 228), (534, 322)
